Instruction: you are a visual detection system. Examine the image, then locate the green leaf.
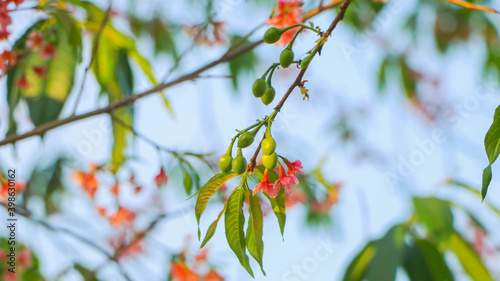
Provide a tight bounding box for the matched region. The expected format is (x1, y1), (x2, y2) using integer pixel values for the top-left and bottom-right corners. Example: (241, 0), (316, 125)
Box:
(413, 197), (454, 242)
(183, 170), (193, 195)
(343, 225), (405, 281)
(446, 180), (500, 216)
(195, 172), (237, 237)
(74, 264), (99, 281)
(224, 188), (254, 277)
(403, 239), (454, 281)
(8, 16), (81, 128)
(482, 104), (500, 199)
(267, 189), (286, 238)
(247, 191), (266, 275)
(228, 36), (258, 90)
(342, 242), (376, 281)
(447, 231), (494, 281)
(200, 202), (227, 248)
(362, 225), (405, 281)
(482, 165), (492, 200)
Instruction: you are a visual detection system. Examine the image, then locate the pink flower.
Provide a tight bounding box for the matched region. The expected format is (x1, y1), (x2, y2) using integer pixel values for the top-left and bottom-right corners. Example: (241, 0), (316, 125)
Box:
(26, 32), (44, 51)
(284, 159), (305, 176)
(0, 50), (15, 72)
(154, 167), (168, 187)
(253, 169), (278, 198)
(274, 164), (299, 195)
(39, 43), (57, 60)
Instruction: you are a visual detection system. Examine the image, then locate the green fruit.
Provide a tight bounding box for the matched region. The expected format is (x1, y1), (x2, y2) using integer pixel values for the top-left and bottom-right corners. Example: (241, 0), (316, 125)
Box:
(261, 137), (276, 155)
(263, 27), (282, 44)
(262, 152), (278, 170)
(252, 78), (268, 97)
(301, 56), (312, 69)
(261, 87), (276, 106)
(280, 49), (294, 68)
(219, 154), (233, 173)
(238, 132), (255, 148)
(232, 156), (247, 174)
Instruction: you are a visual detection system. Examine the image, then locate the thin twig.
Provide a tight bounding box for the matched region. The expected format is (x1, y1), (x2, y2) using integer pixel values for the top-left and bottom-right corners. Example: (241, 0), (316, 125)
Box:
(70, 3), (113, 115)
(0, 0), (345, 147)
(249, 0), (352, 169)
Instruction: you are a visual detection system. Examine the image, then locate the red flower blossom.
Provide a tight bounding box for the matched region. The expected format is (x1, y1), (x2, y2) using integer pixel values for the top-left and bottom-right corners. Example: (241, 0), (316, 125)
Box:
(253, 169), (278, 198)
(0, 29), (9, 40)
(0, 50), (15, 72)
(154, 167), (168, 187)
(266, 0), (303, 45)
(26, 32), (44, 51)
(134, 185), (142, 193)
(285, 189), (306, 208)
(32, 65), (46, 77)
(274, 164), (299, 195)
(15, 74), (29, 89)
(39, 43), (57, 60)
(183, 21), (226, 46)
(284, 159), (305, 176)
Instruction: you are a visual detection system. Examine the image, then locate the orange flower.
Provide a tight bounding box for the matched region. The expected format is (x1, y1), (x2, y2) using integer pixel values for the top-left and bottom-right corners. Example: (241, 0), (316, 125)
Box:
(109, 207), (135, 227)
(183, 21), (226, 46)
(110, 182), (120, 196)
(285, 189), (306, 208)
(266, 0), (303, 45)
(0, 50), (15, 72)
(194, 247), (209, 264)
(204, 269), (224, 281)
(95, 206), (107, 217)
(73, 166), (99, 199)
(170, 261), (198, 281)
(154, 167), (168, 187)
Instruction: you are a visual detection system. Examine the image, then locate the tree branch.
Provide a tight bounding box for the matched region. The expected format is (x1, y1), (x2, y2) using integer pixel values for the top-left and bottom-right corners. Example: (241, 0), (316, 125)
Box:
(0, 0), (345, 147)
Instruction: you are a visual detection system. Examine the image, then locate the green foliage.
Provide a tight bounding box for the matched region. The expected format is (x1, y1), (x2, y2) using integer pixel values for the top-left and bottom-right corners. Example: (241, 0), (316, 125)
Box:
(195, 172), (237, 237)
(228, 36), (258, 90)
(0, 239), (44, 281)
(268, 189), (286, 238)
(482, 104), (500, 199)
(412, 197), (454, 242)
(224, 188), (254, 277)
(7, 13), (82, 132)
(247, 191), (266, 275)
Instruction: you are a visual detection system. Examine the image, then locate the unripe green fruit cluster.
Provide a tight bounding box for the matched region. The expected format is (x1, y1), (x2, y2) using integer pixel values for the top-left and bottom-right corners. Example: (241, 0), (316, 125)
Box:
(261, 136), (277, 170)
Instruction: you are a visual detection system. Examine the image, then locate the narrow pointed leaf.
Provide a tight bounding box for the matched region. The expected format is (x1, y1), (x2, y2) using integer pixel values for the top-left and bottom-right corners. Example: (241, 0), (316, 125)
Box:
(195, 172), (236, 237)
(267, 189), (286, 237)
(447, 232), (494, 281)
(225, 188), (254, 277)
(247, 192), (266, 275)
